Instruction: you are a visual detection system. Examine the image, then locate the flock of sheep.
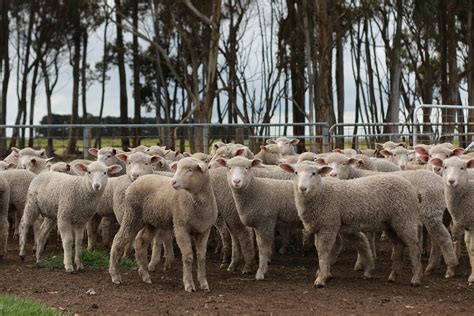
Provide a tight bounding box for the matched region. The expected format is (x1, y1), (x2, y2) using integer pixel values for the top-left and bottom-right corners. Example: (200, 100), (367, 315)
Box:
(0, 137), (473, 292)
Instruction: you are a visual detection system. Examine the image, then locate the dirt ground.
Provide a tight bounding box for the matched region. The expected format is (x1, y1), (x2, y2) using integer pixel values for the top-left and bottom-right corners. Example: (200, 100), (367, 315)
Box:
(1, 236), (474, 315)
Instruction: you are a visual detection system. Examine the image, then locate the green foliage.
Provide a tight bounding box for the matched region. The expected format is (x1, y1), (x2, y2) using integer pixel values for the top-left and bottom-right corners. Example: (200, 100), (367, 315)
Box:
(36, 249), (136, 270)
(0, 295), (60, 316)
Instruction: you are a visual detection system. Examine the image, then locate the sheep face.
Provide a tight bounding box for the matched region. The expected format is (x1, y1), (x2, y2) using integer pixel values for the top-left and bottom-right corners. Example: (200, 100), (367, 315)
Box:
(117, 152), (161, 181)
(209, 145), (249, 169)
(267, 137), (299, 155)
(49, 162), (71, 174)
(129, 145), (149, 153)
(0, 161), (16, 170)
(297, 152), (317, 163)
(73, 161), (122, 192)
(280, 162), (331, 197)
(170, 157), (208, 191)
(380, 147), (415, 170)
(89, 147), (119, 166)
(4, 150), (19, 165)
(146, 145), (167, 157)
(259, 144), (283, 165)
(432, 156), (474, 188)
(318, 153), (359, 179)
(217, 156), (261, 190)
(26, 157), (54, 173)
(415, 145), (464, 176)
(18, 147), (45, 169)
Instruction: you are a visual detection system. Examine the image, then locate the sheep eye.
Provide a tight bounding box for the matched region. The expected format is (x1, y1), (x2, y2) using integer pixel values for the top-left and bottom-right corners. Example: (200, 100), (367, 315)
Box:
(295, 171), (298, 175)
(342, 163), (346, 166)
(103, 172), (106, 175)
(145, 163), (148, 166)
(88, 171), (91, 174)
(312, 172), (316, 176)
(461, 167), (464, 170)
(188, 168), (193, 172)
(444, 166), (447, 169)
(445, 155), (448, 158)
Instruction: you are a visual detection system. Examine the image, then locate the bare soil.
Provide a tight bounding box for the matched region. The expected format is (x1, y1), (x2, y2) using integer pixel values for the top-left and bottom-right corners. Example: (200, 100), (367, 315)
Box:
(1, 237), (473, 315)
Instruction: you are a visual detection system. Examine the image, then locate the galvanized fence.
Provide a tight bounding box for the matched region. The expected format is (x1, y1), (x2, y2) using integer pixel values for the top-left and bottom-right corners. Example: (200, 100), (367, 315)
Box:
(0, 122), (330, 158)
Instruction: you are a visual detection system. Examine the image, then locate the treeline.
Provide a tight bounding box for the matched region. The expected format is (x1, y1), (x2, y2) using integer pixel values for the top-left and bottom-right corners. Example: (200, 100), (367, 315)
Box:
(0, 0), (474, 155)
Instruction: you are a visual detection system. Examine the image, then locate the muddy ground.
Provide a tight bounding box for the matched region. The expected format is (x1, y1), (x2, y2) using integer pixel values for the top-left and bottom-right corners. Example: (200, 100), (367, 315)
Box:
(1, 236), (473, 315)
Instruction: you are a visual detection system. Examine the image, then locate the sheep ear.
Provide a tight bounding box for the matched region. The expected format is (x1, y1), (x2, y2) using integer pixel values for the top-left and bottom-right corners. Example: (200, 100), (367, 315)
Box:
(150, 155), (162, 164)
(215, 158), (227, 167)
(414, 146), (428, 156)
(234, 148), (246, 157)
(380, 149), (392, 158)
(260, 145), (267, 151)
(7, 162), (16, 169)
(88, 148), (99, 156)
(347, 158), (361, 166)
(30, 158), (37, 165)
(396, 143), (405, 147)
(375, 143), (384, 151)
(290, 139), (300, 145)
(213, 143), (224, 150)
(279, 163), (295, 173)
(198, 162), (207, 172)
(45, 157), (54, 162)
(467, 159), (474, 169)
(170, 162), (178, 171)
(251, 158), (262, 167)
(314, 158), (326, 165)
(37, 149), (45, 157)
(318, 166), (332, 175)
(450, 147), (465, 157)
(183, 152), (192, 157)
(112, 148), (117, 155)
(175, 149), (180, 157)
(117, 153), (128, 161)
(107, 164), (122, 175)
(418, 155), (429, 163)
(266, 139), (276, 145)
(332, 148), (343, 154)
(73, 163), (88, 175)
(11, 147), (20, 153)
(407, 150), (416, 155)
(66, 164), (71, 172)
(430, 158), (443, 168)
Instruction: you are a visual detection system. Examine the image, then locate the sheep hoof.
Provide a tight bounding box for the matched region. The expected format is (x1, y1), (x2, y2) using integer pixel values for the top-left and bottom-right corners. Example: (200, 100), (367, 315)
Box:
(444, 267), (455, 278)
(241, 266), (253, 274)
(353, 262), (364, 271)
(255, 271), (265, 280)
(468, 275), (474, 286)
(139, 270), (152, 284)
(313, 280), (325, 288)
(19, 255), (25, 261)
(410, 281), (421, 287)
(184, 283), (196, 293)
(424, 265), (435, 276)
(219, 263), (227, 270)
(111, 274), (122, 284)
(200, 282), (210, 292)
(147, 264), (156, 272)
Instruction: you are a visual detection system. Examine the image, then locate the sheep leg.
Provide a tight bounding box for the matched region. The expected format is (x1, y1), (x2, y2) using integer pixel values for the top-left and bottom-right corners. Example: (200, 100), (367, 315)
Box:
(231, 225), (255, 274)
(314, 231), (337, 288)
(18, 199), (41, 260)
(465, 230), (474, 286)
(328, 233), (343, 265)
(451, 222), (464, 261)
(134, 225), (156, 284)
(162, 230), (175, 270)
(0, 212), (8, 259)
(86, 214), (101, 251)
(277, 225), (290, 255)
(254, 225), (275, 281)
(148, 231), (164, 272)
(423, 216), (458, 278)
(195, 228), (212, 292)
(35, 218), (55, 262)
(354, 232), (375, 270)
(109, 221), (142, 284)
(345, 232), (374, 279)
(57, 219), (74, 273)
(383, 228), (405, 283)
(391, 223), (423, 286)
(13, 210), (21, 240)
(226, 231), (242, 272)
(174, 227), (195, 292)
(302, 229), (313, 256)
(100, 217), (114, 247)
(73, 225), (86, 271)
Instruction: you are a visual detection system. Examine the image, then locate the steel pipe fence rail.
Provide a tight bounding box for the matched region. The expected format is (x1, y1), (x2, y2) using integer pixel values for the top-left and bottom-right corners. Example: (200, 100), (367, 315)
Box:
(0, 122), (330, 158)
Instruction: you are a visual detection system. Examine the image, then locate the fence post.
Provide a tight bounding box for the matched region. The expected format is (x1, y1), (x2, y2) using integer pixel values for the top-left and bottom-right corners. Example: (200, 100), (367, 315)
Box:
(322, 124), (330, 152)
(83, 127), (90, 158)
(235, 127), (244, 145)
(203, 126), (209, 154)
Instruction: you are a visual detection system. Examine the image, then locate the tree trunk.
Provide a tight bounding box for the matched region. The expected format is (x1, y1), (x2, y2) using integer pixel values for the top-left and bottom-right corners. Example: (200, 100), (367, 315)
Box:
(28, 61), (40, 148)
(0, 0), (10, 155)
(132, 0), (141, 147)
(66, 25), (81, 156)
(303, 0), (316, 151)
(81, 30), (88, 123)
(336, 28), (344, 149)
(384, 0), (403, 141)
(95, 3), (109, 149)
(115, 0), (129, 150)
(40, 57), (55, 157)
(446, 0), (458, 144)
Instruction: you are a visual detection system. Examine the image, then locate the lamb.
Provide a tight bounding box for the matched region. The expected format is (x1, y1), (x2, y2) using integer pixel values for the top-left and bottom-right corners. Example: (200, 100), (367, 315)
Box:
(254, 144), (283, 165)
(109, 157), (218, 292)
(431, 156), (474, 285)
(87, 152), (162, 251)
(215, 156), (308, 280)
(208, 144), (254, 168)
(146, 145), (167, 156)
(297, 152), (318, 163)
(3, 150), (19, 166)
(379, 147), (417, 170)
(360, 149), (376, 157)
(48, 162), (77, 175)
(184, 152), (211, 163)
(18, 161), (122, 272)
(164, 149), (184, 161)
(322, 153), (458, 278)
(13, 147), (45, 169)
(24, 157), (54, 174)
(415, 144), (464, 175)
(266, 137), (299, 155)
(129, 145), (149, 153)
(89, 147), (126, 176)
(0, 161), (16, 170)
(347, 154), (400, 172)
(333, 148), (357, 157)
(0, 177), (9, 259)
(279, 161), (423, 287)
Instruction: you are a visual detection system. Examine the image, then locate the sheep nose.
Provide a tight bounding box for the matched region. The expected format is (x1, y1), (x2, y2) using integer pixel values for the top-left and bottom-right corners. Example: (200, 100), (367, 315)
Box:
(330, 172), (337, 177)
(132, 173), (139, 180)
(93, 183), (100, 191)
(299, 186), (307, 193)
(171, 180), (177, 186)
(448, 179), (455, 185)
(233, 179), (241, 185)
(400, 165), (406, 170)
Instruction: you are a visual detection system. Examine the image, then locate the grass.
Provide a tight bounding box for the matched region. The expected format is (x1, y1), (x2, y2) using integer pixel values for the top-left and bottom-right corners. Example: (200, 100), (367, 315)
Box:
(0, 295), (61, 315)
(35, 249), (136, 270)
